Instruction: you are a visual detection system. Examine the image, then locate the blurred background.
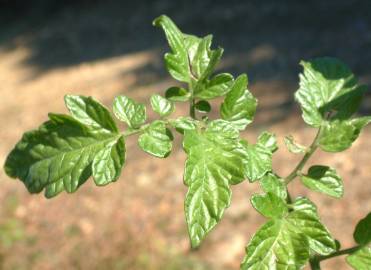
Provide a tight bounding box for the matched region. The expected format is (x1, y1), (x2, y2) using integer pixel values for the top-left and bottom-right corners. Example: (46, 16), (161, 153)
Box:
(0, 0), (370, 269)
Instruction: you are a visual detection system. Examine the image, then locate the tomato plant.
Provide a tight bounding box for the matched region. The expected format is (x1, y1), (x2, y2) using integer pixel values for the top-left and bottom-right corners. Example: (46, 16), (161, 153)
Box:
(4, 15), (371, 269)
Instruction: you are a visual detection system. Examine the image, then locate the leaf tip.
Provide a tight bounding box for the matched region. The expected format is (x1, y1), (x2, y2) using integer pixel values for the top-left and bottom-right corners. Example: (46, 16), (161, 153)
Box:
(152, 14), (168, 27)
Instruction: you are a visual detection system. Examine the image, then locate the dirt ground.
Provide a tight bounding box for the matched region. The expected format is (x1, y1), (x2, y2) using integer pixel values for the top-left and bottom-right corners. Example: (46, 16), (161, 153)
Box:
(0, 1), (370, 269)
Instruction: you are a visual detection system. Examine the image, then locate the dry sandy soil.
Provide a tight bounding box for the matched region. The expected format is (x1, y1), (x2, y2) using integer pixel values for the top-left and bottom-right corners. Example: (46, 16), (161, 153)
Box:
(0, 1), (370, 269)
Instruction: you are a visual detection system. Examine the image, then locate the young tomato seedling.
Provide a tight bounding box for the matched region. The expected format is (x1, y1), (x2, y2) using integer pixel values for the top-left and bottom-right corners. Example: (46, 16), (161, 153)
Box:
(4, 15), (371, 270)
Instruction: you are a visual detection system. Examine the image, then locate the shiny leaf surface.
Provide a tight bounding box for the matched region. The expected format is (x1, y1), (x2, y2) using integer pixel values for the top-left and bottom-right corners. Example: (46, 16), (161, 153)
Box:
(183, 120), (246, 247)
(150, 94), (174, 117)
(113, 96), (146, 129)
(347, 246), (371, 270)
(300, 165), (343, 198)
(4, 114), (124, 198)
(241, 197), (336, 269)
(295, 57), (366, 127)
(138, 120), (172, 158)
(221, 74), (257, 130)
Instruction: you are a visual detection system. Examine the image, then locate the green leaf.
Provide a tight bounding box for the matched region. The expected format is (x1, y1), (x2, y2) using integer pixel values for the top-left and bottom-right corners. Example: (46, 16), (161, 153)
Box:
(258, 131), (278, 152)
(138, 120), (172, 158)
(64, 95), (119, 133)
(154, 16), (223, 83)
(113, 96), (146, 129)
(165, 86), (190, 102)
(153, 15), (190, 83)
(259, 173), (287, 200)
(319, 117), (371, 152)
(191, 35), (223, 80)
(150, 94), (174, 117)
(238, 132), (277, 182)
(183, 120), (246, 248)
(295, 57), (366, 127)
(251, 192), (288, 218)
(92, 136), (126, 186)
(335, 239), (341, 250)
(284, 135), (307, 154)
(353, 212), (371, 245)
(220, 74), (257, 130)
(290, 197), (336, 255)
(241, 197), (336, 269)
(347, 246), (371, 270)
(300, 165), (343, 198)
(194, 100), (211, 113)
(241, 217), (309, 270)
(169, 117), (198, 134)
(4, 114), (124, 198)
(195, 73), (234, 100)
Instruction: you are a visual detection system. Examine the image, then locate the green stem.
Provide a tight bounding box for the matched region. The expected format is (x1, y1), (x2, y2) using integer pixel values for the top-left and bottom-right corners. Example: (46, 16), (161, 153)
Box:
(309, 257), (321, 270)
(122, 123), (150, 137)
(284, 126), (323, 184)
(286, 187), (293, 209)
(188, 78), (197, 120)
(308, 245), (361, 269)
(190, 98), (196, 119)
(316, 246), (361, 262)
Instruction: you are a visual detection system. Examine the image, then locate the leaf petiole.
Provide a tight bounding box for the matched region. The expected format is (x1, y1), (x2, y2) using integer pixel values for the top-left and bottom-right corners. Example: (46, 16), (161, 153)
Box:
(284, 126), (323, 184)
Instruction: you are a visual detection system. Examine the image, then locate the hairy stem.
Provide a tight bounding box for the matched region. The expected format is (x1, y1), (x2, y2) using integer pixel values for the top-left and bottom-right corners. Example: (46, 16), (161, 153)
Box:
(284, 126), (322, 184)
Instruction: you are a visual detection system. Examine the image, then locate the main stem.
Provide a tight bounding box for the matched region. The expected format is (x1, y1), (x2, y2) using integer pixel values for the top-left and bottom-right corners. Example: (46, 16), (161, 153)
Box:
(309, 258), (321, 270)
(188, 78), (197, 119)
(190, 98), (196, 119)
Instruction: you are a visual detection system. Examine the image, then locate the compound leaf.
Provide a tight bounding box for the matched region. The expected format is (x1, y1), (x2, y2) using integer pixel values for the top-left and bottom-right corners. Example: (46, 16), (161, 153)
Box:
(238, 132), (277, 182)
(183, 120), (246, 248)
(4, 114), (124, 198)
(241, 197), (336, 269)
(138, 120), (172, 158)
(165, 86), (190, 102)
(295, 57), (366, 127)
(259, 173), (287, 200)
(319, 117), (371, 152)
(300, 165), (343, 198)
(353, 212), (371, 245)
(150, 94), (174, 117)
(113, 96), (146, 129)
(170, 117), (198, 134)
(191, 35), (223, 80)
(92, 136), (126, 186)
(347, 246), (371, 270)
(153, 15), (190, 82)
(221, 74), (257, 130)
(154, 16), (223, 83)
(258, 132), (278, 153)
(284, 135), (307, 154)
(251, 192), (288, 218)
(65, 95), (118, 133)
(195, 73), (234, 100)
(290, 197), (336, 255)
(194, 100), (211, 113)
(241, 217), (309, 270)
